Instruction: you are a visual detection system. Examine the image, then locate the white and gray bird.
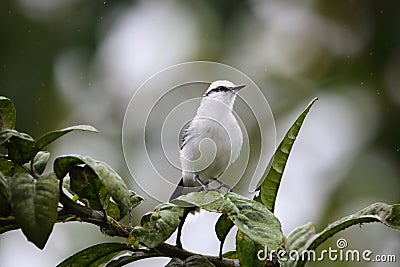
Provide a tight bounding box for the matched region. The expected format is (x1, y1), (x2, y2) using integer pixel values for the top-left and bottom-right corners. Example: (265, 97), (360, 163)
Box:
(170, 80), (245, 200)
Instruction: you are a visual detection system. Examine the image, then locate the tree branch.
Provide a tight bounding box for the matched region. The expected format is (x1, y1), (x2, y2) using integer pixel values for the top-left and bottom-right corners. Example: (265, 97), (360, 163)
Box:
(58, 192), (238, 266)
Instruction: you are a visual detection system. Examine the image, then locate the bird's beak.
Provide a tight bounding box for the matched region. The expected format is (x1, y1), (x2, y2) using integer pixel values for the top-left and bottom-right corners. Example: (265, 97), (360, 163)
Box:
(232, 84), (246, 93)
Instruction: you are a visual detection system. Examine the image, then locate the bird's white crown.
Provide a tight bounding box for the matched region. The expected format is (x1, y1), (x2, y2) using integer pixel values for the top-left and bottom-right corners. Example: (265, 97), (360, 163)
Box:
(204, 80), (236, 95)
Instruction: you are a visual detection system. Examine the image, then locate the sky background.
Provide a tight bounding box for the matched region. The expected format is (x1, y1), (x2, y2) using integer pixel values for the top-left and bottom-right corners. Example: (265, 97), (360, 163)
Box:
(0, 0), (399, 266)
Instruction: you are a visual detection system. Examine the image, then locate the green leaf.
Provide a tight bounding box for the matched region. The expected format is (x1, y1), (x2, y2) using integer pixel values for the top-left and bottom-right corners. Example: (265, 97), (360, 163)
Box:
(184, 255), (216, 266)
(222, 251), (238, 259)
(0, 158), (26, 176)
(236, 230), (265, 267)
(105, 250), (161, 267)
(174, 191), (284, 250)
(165, 257), (183, 267)
(294, 202), (400, 267)
(54, 155), (131, 218)
(32, 151), (50, 175)
(129, 203), (185, 248)
(215, 214), (234, 258)
(34, 125), (98, 154)
(0, 172), (11, 212)
(69, 165), (108, 211)
(10, 172), (59, 249)
(57, 242), (130, 267)
(129, 191), (144, 210)
(0, 96), (16, 130)
(285, 222), (315, 252)
(256, 98), (318, 212)
(0, 223), (20, 234)
(0, 129), (35, 164)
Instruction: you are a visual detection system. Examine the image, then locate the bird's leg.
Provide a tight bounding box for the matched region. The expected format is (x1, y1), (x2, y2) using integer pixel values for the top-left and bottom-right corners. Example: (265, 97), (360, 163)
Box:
(195, 174), (209, 192)
(210, 177), (232, 192)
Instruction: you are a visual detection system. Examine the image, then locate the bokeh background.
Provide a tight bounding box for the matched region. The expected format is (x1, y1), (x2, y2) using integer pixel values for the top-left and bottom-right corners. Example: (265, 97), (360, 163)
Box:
(1, 0), (399, 266)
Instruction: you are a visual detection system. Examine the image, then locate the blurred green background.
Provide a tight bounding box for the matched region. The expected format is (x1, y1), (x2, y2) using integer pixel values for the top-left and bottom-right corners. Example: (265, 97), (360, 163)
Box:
(0, 0), (399, 266)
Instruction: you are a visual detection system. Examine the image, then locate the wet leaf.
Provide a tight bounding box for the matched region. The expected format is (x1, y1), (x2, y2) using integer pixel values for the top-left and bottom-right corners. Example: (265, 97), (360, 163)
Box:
(54, 155), (131, 218)
(69, 165), (108, 211)
(0, 96), (16, 130)
(32, 151), (50, 175)
(0, 129), (35, 164)
(129, 203), (184, 248)
(10, 172), (59, 249)
(174, 191), (284, 250)
(0, 172), (11, 212)
(57, 242), (130, 267)
(236, 230), (265, 267)
(256, 98), (318, 212)
(34, 125), (97, 155)
(106, 250), (161, 267)
(215, 214), (234, 258)
(184, 255), (215, 266)
(293, 202), (400, 267)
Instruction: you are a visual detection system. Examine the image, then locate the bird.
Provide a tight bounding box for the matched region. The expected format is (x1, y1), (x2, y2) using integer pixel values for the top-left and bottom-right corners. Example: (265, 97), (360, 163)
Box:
(170, 80), (245, 200)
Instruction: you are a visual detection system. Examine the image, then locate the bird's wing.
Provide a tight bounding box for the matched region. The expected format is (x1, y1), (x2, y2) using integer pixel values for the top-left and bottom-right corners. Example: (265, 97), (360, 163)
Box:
(179, 120), (192, 150)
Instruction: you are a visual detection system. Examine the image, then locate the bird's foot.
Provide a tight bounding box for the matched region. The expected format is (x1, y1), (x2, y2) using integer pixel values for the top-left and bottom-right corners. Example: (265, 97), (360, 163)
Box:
(210, 177), (232, 192)
(195, 175), (209, 192)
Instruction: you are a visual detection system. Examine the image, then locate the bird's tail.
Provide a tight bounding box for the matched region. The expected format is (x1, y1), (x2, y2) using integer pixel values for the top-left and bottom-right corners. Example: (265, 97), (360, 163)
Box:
(169, 177), (203, 202)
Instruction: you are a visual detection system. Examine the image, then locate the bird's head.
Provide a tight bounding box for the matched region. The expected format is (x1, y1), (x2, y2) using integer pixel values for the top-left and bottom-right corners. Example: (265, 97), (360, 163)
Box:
(204, 80), (245, 97)
(199, 80), (245, 112)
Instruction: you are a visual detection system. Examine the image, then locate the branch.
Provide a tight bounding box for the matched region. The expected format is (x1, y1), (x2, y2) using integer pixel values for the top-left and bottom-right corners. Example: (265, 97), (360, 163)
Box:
(58, 192), (238, 266)
(154, 243), (238, 267)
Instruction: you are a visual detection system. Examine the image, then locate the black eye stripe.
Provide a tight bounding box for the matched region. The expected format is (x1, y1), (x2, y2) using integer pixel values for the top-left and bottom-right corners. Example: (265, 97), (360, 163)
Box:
(204, 86), (230, 96)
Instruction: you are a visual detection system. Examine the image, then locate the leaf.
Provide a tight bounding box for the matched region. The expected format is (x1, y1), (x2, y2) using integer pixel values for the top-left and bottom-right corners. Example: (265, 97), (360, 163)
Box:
(256, 98), (318, 212)
(222, 251), (238, 259)
(0, 223), (20, 234)
(174, 191), (284, 250)
(129, 191), (144, 210)
(34, 125), (98, 154)
(54, 155), (131, 218)
(294, 202), (400, 267)
(57, 242), (130, 267)
(285, 222), (315, 252)
(32, 151), (50, 175)
(0, 172), (11, 212)
(184, 255), (216, 266)
(105, 250), (161, 267)
(165, 257), (184, 267)
(0, 96), (16, 130)
(215, 214), (234, 258)
(0, 129), (35, 164)
(129, 203), (184, 248)
(9, 172), (59, 249)
(0, 158), (26, 177)
(69, 165), (108, 211)
(236, 230), (265, 267)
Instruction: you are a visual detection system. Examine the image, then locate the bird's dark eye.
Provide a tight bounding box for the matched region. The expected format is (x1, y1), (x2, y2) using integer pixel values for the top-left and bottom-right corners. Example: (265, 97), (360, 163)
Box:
(205, 86), (230, 96)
